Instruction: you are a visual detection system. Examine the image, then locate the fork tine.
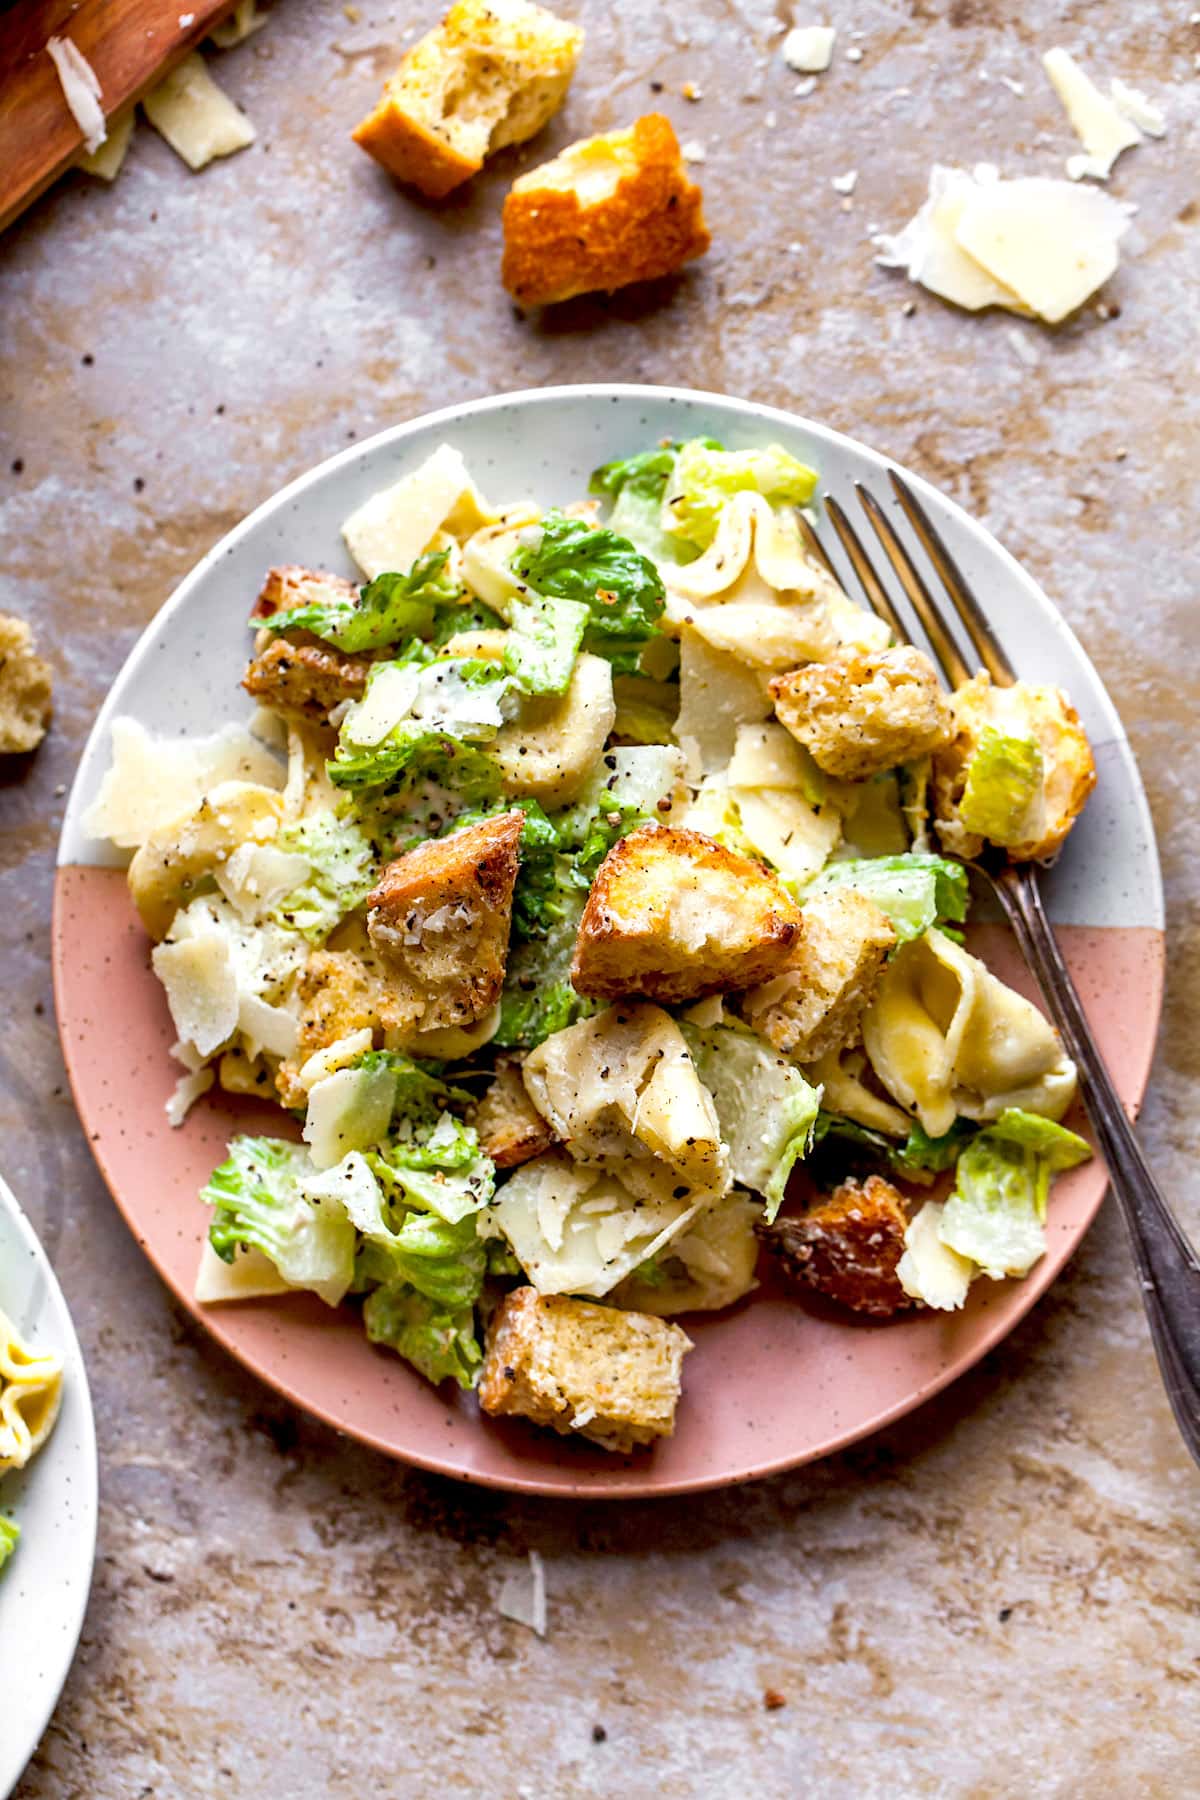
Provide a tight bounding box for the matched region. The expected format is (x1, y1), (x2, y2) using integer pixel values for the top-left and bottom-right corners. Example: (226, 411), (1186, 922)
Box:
(888, 471), (1015, 686)
(855, 484), (973, 688)
(795, 510), (840, 583)
(823, 494), (911, 648)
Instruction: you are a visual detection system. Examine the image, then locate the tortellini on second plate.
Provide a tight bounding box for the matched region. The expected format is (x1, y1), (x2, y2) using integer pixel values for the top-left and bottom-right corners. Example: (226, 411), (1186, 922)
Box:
(0, 1305), (64, 1475)
(860, 927), (1077, 1139)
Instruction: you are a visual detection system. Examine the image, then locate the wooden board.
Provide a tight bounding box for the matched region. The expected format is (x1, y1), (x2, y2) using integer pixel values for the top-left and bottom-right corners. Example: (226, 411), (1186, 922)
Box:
(0, 0), (243, 233)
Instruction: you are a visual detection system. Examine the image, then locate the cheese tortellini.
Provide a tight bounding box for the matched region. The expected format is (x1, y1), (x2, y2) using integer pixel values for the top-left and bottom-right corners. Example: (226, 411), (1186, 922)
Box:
(0, 1305), (63, 1476)
(861, 927), (1077, 1139)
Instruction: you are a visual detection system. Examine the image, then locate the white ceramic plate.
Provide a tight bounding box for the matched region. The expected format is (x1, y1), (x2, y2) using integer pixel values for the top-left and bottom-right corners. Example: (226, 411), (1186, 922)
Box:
(0, 1175), (98, 1797)
(53, 386), (1163, 1497)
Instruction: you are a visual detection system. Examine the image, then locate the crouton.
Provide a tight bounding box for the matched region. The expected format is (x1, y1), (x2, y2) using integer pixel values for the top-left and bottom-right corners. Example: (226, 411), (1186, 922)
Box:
(366, 810), (523, 1031)
(251, 564), (360, 622)
(276, 948), (420, 1107)
(242, 633), (373, 723)
(770, 645), (953, 782)
(478, 1284), (693, 1452)
(501, 113), (710, 307)
(472, 1053), (555, 1167)
(739, 889), (896, 1062)
(352, 0), (583, 199)
(758, 1175), (917, 1318)
(571, 824), (802, 1005)
(932, 672), (1096, 862)
(0, 614), (52, 754)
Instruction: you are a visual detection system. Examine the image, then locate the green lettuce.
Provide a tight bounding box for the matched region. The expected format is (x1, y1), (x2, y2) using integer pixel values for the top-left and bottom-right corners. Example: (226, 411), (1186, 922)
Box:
(202, 1136), (356, 1305)
(511, 512), (666, 673)
(958, 728), (1043, 844)
(662, 440), (818, 548)
(938, 1108), (1091, 1279)
(271, 812), (380, 942)
(495, 886), (599, 1049)
(373, 1112), (495, 1224)
(810, 853), (969, 944)
(503, 593), (589, 696)
(312, 1152), (486, 1305)
(329, 653), (513, 795)
(329, 728), (503, 800)
(681, 1023), (821, 1221)
(812, 1112), (976, 1184)
(260, 551), (460, 653)
(590, 443), (684, 503)
(363, 1282), (483, 1388)
(0, 1516), (18, 1572)
(429, 593), (505, 646)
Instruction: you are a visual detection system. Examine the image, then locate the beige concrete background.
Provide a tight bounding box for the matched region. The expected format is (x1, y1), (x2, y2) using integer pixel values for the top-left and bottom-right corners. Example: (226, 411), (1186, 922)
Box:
(2, 1), (1198, 1794)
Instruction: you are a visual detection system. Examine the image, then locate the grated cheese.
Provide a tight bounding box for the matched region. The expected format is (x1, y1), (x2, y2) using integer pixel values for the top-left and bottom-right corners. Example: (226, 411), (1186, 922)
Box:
(1043, 47), (1141, 181)
(47, 37), (107, 155)
(143, 52), (256, 171)
(194, 1239), (291, 1302)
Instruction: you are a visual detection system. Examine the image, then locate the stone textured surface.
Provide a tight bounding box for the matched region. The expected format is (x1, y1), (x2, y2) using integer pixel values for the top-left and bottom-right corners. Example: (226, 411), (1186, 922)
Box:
(2, 0), (1198, 1793)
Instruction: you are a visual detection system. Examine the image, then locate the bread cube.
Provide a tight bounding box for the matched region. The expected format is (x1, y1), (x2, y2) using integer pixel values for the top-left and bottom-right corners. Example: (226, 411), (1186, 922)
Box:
(478, 1284), (693, 1452)
(243, 634), (374, 724)
(0, 614), (52, 754)
(739, 888), (895, 1061)
(471, 1054), (555, 1168)
(501, 113), (710, 307)
(571, 824), (803, 1005)
(353, 0), (583, 199)
(770, 645), (953, 781)
(251, 565), (360, 622)
(758, 1175), (916, 1318)
(277, 947), (420, 1106)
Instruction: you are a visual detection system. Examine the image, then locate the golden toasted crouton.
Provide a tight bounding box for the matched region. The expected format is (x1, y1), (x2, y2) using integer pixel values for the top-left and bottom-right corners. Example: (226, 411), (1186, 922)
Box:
(251, 564), (360, 622)
(242, 633), (374, 723)
(572, 824), (802, 1005)
(770, 645), (953, 782)
(478, 1284), (693, 1452)
(932, 672), (1096, 862)
(501, 114), (710, 307)
(276, 948), (419, 1106)
(352, 0), (583, 199)
(472, 1054), (555, 1167)
(367, 811), (523, 1031)
(739, 889), (896, 1061)
(0, 614), (52, 754)
(758, 1175), (916, 1318)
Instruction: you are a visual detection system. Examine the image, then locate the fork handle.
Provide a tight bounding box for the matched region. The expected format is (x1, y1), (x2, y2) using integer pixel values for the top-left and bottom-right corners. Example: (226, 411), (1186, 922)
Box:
(992, 863), (1200, 1468)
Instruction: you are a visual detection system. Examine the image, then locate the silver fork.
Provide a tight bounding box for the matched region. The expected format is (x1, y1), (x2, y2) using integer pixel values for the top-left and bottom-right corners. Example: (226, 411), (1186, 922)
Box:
(800, 473), (1200, 1470)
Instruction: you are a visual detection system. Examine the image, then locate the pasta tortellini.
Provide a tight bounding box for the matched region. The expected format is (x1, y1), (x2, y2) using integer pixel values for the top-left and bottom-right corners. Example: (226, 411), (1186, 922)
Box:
(0, 1305), (63, 1476)
(861, 927), (1077, 1139)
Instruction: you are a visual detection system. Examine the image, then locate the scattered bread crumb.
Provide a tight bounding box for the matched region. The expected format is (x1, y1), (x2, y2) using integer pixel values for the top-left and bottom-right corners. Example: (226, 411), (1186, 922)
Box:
(0, 615), (53, 755)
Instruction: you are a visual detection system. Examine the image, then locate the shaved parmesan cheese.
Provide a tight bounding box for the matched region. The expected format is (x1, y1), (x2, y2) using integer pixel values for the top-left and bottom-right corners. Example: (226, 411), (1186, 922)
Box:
(955, 175), (1130, 323)
(875, 165), (1026, 313)
(898, 1201), (973, 1310)
(209, 0), (267, 49)
(1109, 77), (1166, 139)
(47, 36), (107, 155)
(831, 169), (858, 196)
(237, 991), (298, 1060)
(166, 1062), (213, 1126)
(84, 717), (284, 850)
(143, 52), (255, 171)
(78, 105), (134, 180)
(498, 1550), (547, 1637)
(297, 1029), (374, 1094)
(732, 787), (842, 887)
(1043, 47), (1140, 181)
(195, 1239), (291, 1303)
(675, 630), (772, 780)
(782, 25), (835, 73)
(728, 723), (822, 793)
(302, 1063), (395, 1170)
(216, 841), (312, 920)
(153, 933), (240, 1057)
(341, 444), (497, 581)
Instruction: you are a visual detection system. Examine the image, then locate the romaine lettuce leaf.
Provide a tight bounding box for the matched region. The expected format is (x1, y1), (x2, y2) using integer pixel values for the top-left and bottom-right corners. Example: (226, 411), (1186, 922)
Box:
(259, 551), (460, 653)
(510, 512), (666, 671)
(810, 1111), (975, 1185)
(202, 1136), (357, 1305)
(590, 443), (683, 502)
(373, 1112), (495, 1223)
(494, 887), (599, 1049)
(503, 594), (588, 696)
(810, 852), (969, 944)
(363, 1282), (483, 1388)
(681, 1023), (821, 1221)
(271, 812), (380, 942)
(0, 1516), (19, 1571)
(897, 1200), (974, 1310)
(958, 728), (1043, 844)
(938, 1107), (1091, 1278)
(329, 654), (513, 796)
(310, 1152), (486, 1305)
(662, 440), (819, 549)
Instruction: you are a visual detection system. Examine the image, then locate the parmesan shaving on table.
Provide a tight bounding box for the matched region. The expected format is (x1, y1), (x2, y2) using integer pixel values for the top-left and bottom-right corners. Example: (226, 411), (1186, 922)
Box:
(78, 105), (135, 181)
(497, 1550), (547, 1637)
(143, 52), (256, 170)
(209, 0), (268, 50)
(47, 36), (107, 155)
(781, 25), (835, 74)
(1043, 47), (1141, 181)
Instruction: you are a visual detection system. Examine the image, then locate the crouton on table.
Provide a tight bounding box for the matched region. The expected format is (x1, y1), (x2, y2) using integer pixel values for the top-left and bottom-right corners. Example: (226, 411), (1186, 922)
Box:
(471, 1053), (555, 1168)
(739, 888), (896, 1062)
(758, 1175), (917, 1318)
(353, 0), (583, 199)
(0, 613), (52, 754)
(770, 645), (953, 782)
(501, 113), (710, 307)
(243, 633), (374, 724)
(478, 1285), (693, 1452)
(367, 810), (524, 1031)
(571, 824), (803, 1005)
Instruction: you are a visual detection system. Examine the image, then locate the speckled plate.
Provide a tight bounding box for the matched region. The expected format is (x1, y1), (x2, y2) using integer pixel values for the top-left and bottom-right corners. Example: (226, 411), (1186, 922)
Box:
(53, 385), (1163, 1498)
(0, 1174), (97, 1796)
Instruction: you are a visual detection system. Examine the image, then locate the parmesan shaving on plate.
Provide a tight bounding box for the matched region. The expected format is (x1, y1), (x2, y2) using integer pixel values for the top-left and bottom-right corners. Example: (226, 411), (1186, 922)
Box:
(497, 1550), (547, 1637)
(1043, 47), (1141, 181)
(143, 52), (256, 170)
(47, 36), (107, 155)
